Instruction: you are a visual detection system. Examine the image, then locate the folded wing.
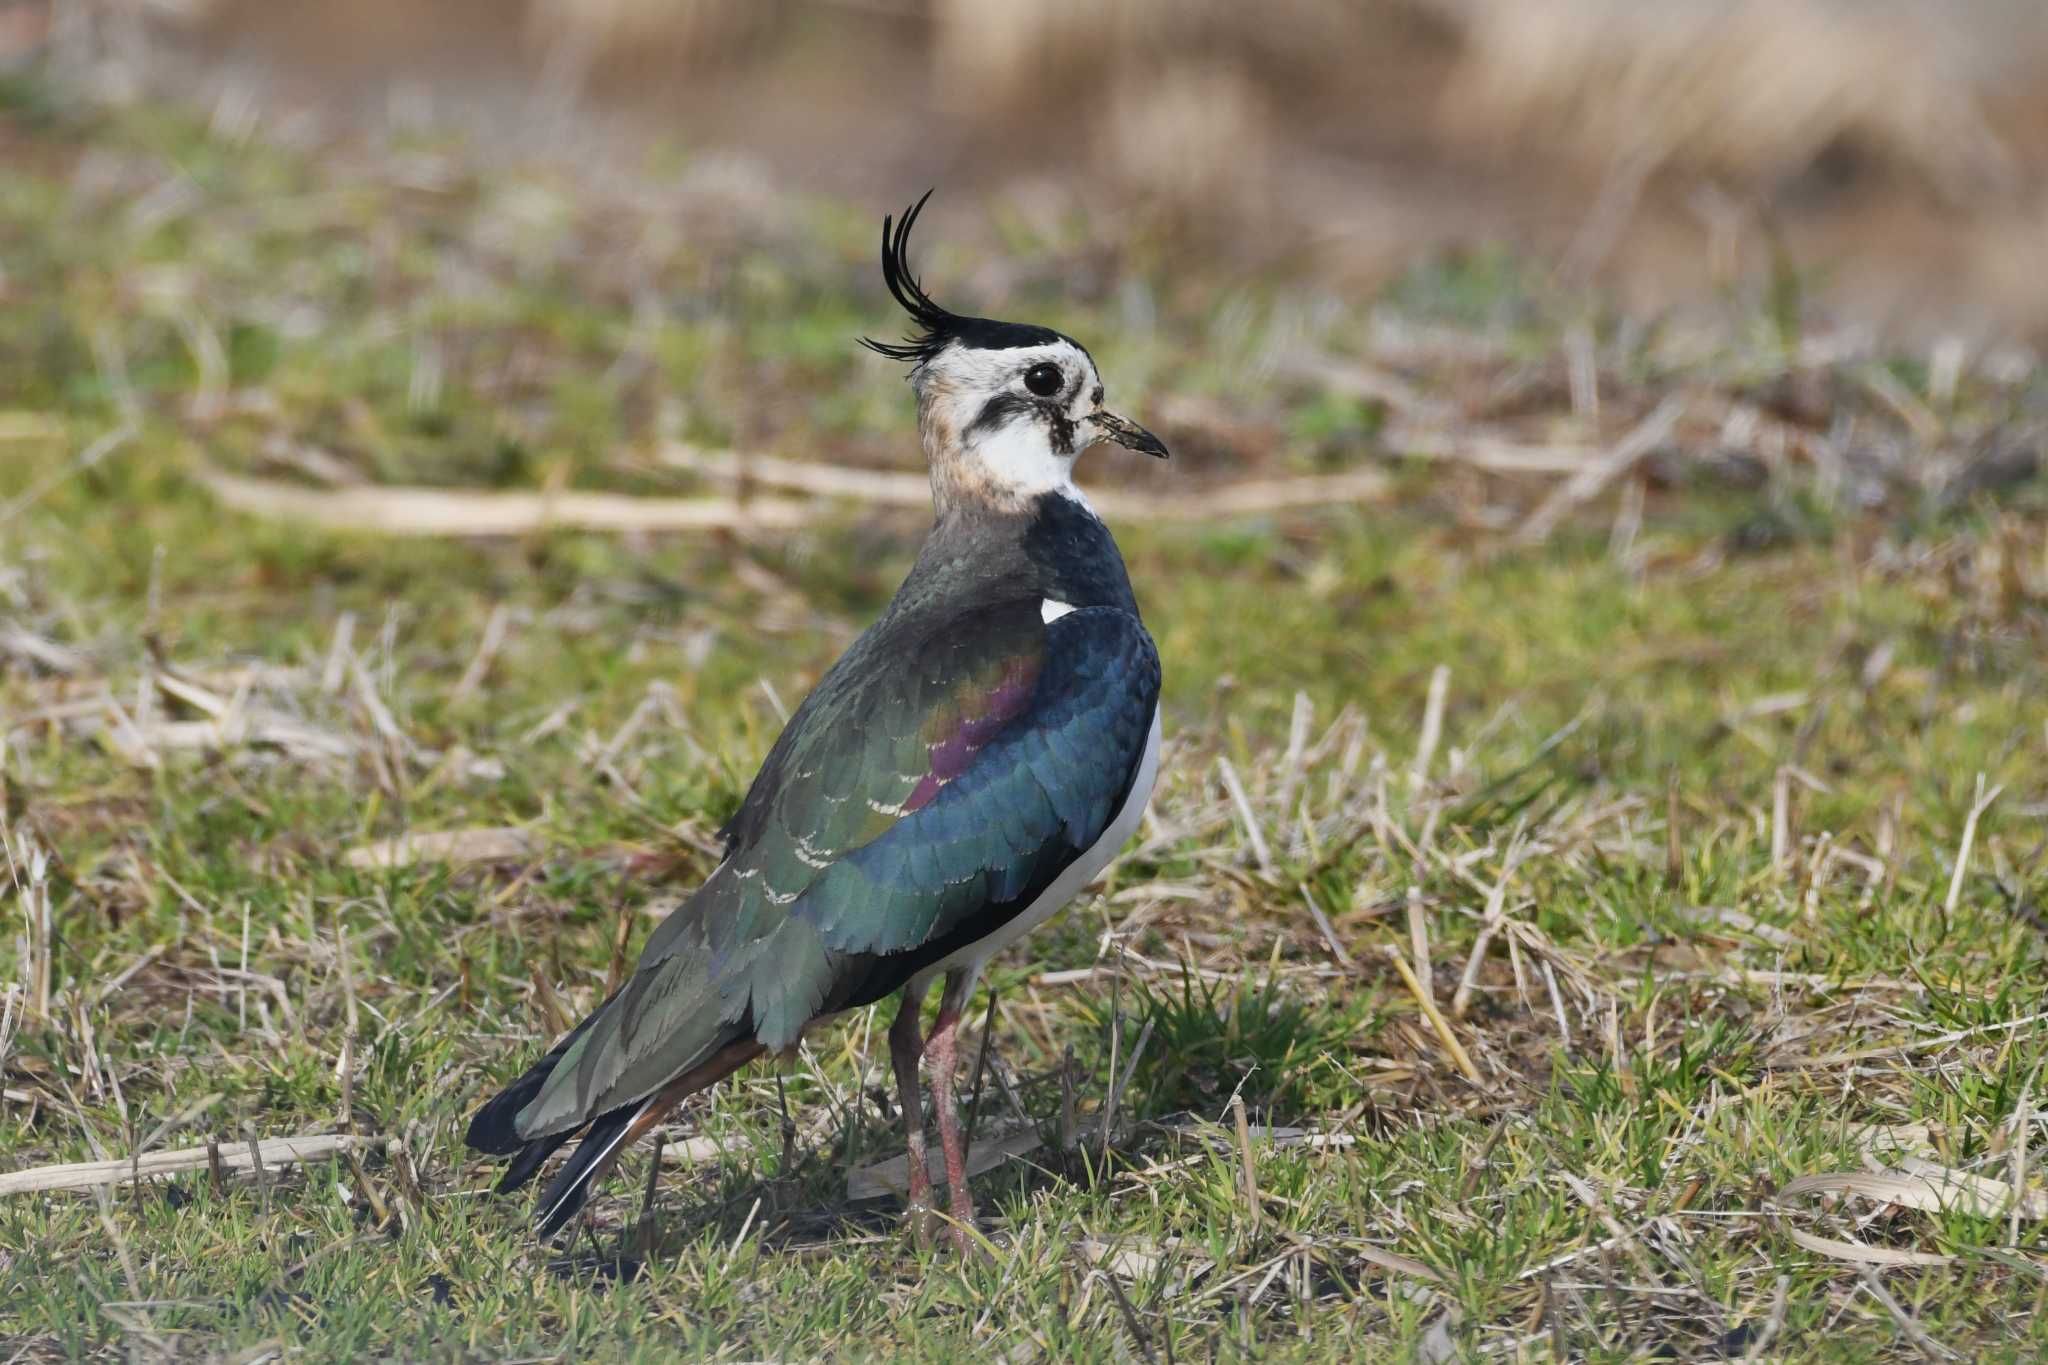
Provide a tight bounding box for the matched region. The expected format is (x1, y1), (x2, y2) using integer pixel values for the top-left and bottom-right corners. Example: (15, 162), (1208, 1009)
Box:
(509, 597), (1159, 1141)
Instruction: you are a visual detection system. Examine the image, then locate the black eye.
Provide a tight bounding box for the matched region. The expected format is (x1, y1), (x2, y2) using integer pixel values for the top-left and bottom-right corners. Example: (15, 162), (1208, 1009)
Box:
(1023, 362), (1063, 398)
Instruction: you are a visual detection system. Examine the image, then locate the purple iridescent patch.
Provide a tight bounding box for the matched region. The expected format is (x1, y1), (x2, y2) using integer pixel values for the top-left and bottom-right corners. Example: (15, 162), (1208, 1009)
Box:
(901, 656), (1041, 812)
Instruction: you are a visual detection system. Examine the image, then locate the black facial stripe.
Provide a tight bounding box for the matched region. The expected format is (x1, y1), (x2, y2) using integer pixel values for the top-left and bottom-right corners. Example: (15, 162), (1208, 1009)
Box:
(1049, 410), (1076, 456)
(966, 393), (1035, 439)
(965, 393), (1078, 457)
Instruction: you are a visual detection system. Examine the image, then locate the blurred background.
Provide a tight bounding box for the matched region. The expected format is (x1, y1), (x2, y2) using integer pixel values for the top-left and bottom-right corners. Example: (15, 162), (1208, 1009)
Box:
(12, 0), (2048, 339)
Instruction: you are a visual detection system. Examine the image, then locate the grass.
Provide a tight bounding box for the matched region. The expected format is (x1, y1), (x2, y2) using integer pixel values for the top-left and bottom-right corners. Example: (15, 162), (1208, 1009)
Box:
(4, 71), (2048, 1362)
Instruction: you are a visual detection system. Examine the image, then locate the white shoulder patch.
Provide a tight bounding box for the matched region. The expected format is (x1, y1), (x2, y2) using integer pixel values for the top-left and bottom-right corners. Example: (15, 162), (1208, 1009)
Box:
(1041, 599), (1077, 624)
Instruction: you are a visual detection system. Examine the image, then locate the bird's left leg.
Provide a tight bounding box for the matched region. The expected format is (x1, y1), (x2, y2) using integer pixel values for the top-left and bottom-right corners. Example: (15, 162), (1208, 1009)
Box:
(888, 979), (935, 1245)
(924, 968), (980, 1253)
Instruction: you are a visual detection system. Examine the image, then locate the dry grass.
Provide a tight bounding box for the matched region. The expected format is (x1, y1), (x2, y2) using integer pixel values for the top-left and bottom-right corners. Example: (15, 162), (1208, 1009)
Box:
(2, 61), (2048, 1361)
(496, 0), (2036, 198)
(1436, 0), (2022, 192)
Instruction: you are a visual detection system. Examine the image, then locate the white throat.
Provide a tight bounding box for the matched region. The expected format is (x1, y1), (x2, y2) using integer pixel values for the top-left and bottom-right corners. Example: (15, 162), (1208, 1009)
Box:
(964, 422), (1087, 507)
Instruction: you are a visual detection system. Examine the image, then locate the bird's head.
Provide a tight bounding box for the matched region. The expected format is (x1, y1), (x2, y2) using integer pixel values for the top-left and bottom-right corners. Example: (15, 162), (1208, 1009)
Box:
(862, 191), (1167, 515)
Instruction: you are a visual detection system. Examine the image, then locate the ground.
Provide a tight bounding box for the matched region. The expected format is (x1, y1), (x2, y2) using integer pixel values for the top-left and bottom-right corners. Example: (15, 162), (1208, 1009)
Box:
(4, 73), (2048, 1362)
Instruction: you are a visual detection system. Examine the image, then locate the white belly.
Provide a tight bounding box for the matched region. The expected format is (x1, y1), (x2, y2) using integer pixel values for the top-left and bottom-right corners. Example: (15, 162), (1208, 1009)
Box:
(914, 704), (1162, 996)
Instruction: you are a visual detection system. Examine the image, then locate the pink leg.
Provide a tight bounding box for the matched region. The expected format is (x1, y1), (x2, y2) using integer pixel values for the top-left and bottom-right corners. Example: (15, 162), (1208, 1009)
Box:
(888, 982), (934, 1245)
(925, 972), (979, 1253)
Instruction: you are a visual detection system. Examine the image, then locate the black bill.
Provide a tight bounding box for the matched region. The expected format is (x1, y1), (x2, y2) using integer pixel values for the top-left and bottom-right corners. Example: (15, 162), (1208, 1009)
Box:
(1088, 410), (1169, 459)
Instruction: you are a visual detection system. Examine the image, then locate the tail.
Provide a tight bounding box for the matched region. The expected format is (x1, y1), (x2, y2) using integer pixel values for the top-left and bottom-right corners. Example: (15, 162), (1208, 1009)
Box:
(464, 989), (625, 1219)
(470, 1035), (770, 1239)
(465, 989), (619, 1157)
(532, 1100), (652, 1238)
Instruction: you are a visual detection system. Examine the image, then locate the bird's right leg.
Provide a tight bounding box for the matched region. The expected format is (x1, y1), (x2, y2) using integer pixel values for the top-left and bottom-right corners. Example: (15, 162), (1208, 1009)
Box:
(888, 979), (934, 1245)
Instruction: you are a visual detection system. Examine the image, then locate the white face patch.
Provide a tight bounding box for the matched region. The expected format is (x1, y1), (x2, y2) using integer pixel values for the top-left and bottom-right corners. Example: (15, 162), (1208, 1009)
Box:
(1041, 598), (1077, 623)
(914, 338), (1102, 509)
(974, 420), (1087, 506)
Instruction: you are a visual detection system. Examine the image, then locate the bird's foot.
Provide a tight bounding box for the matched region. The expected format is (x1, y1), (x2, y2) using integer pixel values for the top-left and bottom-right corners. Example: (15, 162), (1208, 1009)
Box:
(941, 1188), (980, 1257)
(904, 1205), (939, 1250)
(904, 1158), (937, 1249)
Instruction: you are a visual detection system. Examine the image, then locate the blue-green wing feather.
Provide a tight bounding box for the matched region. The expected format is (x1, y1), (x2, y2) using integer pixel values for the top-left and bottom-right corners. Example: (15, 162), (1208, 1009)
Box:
(797, 609), (1155, 955)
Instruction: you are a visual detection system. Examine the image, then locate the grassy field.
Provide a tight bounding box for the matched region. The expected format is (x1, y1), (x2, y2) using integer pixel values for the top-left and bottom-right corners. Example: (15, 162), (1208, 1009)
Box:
(4, 74), (2048, 1362)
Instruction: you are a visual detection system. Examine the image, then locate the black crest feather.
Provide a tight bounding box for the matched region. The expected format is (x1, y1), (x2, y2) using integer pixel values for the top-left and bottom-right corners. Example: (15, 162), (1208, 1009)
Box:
(860, 190), (1068, 365)
(860, 190), (955, 364)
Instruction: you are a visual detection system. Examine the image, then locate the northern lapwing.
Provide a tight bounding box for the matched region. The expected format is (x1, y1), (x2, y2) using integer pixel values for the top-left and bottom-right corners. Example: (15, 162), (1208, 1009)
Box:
(466, 192), (1167, 1252)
